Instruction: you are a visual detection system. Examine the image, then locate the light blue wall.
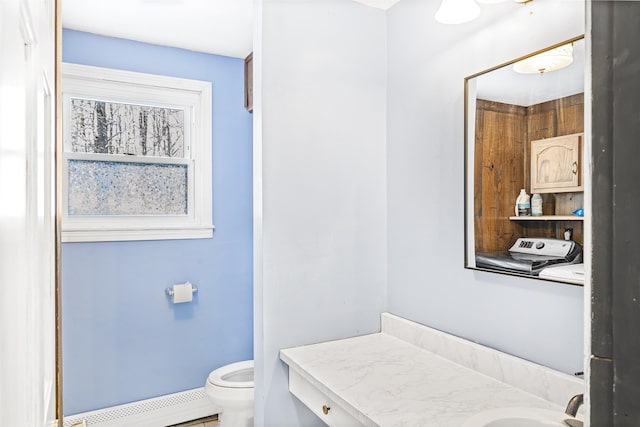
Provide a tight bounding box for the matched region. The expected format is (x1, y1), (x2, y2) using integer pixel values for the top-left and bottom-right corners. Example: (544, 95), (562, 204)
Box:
(62, 29), (253, 415)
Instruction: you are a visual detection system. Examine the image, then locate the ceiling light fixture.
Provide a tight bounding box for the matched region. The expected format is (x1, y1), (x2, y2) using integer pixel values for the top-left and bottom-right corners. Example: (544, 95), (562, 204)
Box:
(435, 0), (480, 25)
(435, 0), (533, 24)
(513, 43), (574, 74)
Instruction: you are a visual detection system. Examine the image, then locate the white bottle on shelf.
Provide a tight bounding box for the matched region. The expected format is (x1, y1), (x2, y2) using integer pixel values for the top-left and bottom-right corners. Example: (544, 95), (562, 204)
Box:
(515, 189), (531, 216)
(531, 193), (543, 216)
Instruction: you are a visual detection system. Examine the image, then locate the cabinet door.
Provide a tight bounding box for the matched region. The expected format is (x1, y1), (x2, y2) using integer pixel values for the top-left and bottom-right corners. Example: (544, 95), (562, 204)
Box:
(531, 133), (582, 193)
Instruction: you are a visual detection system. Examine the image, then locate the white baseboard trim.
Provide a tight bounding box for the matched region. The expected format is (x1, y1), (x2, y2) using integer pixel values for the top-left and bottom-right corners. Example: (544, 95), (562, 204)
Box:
(63, 387), (219, 427)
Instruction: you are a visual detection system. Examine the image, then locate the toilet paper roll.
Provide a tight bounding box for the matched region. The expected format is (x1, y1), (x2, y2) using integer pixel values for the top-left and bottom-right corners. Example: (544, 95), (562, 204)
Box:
(172, 282), (193, 304)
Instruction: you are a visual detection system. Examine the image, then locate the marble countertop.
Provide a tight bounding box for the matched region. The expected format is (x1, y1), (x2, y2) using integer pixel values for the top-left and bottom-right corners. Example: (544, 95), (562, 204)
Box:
(280, 332), (565, 427)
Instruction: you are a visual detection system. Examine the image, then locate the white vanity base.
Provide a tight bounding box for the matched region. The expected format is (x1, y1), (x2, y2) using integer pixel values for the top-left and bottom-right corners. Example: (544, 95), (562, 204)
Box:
(289, 369), (365, 427)
(280, 313), (583, 427)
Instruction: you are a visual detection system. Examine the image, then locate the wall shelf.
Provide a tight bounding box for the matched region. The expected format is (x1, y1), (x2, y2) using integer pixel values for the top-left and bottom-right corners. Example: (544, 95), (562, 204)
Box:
(509, 215), (584, 221)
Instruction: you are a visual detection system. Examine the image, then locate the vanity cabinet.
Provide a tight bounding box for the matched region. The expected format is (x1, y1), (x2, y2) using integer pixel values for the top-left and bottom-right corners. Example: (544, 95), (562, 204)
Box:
(530, 133), (582, 193)
(288, 369), (365, 427)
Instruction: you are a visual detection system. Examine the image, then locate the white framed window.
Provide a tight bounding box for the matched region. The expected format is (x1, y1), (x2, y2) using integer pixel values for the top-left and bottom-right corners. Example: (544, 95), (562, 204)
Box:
(62, 63), (213, 242)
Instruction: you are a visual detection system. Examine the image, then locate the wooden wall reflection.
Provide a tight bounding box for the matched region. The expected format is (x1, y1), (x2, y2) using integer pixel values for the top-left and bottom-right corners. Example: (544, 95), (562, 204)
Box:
(474, 94), (584, 253)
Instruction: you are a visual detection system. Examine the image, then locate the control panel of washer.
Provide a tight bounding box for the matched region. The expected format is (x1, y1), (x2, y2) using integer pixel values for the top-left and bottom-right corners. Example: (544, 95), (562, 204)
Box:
(508, 237), (575, 257)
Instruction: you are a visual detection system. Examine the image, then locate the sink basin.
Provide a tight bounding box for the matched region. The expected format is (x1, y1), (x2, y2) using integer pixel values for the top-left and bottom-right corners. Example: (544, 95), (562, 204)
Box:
(462, 407), (579, 427)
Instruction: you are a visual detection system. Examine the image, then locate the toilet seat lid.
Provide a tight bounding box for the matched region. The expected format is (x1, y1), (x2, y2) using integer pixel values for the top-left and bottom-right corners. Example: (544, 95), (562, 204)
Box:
(207, 360), (254, 388)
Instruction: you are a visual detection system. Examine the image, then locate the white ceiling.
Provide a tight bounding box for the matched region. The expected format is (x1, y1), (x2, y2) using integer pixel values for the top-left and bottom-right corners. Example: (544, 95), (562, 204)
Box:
(63, 0), (581, 105)
(62, 0), (401, 59)
(475, 38), (585, 106)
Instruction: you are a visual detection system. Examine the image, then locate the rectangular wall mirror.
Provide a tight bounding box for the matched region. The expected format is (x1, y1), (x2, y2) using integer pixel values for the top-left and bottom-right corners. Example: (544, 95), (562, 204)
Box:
(464, 36), (585, 286)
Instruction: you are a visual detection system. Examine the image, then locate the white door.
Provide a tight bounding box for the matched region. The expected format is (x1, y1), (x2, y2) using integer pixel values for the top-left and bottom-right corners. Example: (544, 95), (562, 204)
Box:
(0, 0), (57, 426)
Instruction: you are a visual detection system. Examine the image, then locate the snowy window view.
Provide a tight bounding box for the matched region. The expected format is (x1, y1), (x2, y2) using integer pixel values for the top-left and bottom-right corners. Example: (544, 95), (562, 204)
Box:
(70, 99), (185, 157)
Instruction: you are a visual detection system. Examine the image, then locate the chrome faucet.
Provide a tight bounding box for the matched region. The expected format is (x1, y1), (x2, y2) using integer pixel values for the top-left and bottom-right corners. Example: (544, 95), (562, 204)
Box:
(565, 393), (584, 417)
(563, 394), (584, 427)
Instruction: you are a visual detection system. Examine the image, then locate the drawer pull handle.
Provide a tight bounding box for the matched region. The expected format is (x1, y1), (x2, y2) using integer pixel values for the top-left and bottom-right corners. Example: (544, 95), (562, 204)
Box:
(572, 161), (578, 174)
(322, 404), (331, 415)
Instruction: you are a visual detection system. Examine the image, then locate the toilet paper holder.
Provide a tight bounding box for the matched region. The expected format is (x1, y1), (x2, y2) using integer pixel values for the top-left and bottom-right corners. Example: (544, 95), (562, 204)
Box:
(165, 282), (198, 297)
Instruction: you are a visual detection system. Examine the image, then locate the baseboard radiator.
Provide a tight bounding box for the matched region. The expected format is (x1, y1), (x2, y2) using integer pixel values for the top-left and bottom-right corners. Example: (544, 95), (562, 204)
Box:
(63, 387), (218, 427)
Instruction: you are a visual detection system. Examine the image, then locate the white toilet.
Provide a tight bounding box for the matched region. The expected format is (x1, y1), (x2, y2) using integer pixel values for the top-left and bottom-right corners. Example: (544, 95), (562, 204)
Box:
(205, 360), (254, 427)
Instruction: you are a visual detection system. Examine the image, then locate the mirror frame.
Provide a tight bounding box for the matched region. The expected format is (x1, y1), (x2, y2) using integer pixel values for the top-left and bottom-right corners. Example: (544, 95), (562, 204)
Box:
(463, 35), (585, 285)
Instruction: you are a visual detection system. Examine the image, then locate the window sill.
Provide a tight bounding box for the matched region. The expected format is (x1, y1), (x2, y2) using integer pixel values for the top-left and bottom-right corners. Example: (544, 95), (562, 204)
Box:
(62, 225), (214, 243)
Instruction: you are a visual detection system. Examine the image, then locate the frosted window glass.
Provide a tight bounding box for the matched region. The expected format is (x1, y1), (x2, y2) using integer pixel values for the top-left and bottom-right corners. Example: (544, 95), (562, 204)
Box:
(68, 160), (188, 215)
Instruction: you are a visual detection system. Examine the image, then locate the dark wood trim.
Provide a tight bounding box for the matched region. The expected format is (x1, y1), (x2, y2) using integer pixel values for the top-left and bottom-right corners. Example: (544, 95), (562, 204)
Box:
(591, 1), (640, 425)
(244, 52), (253, 113)
(590, 0), (614, 359)
(55, 0), (64, 421)
(610, 2), (640, 424)
(590, 1), (614, 423)
(590, 356), (613, 427)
